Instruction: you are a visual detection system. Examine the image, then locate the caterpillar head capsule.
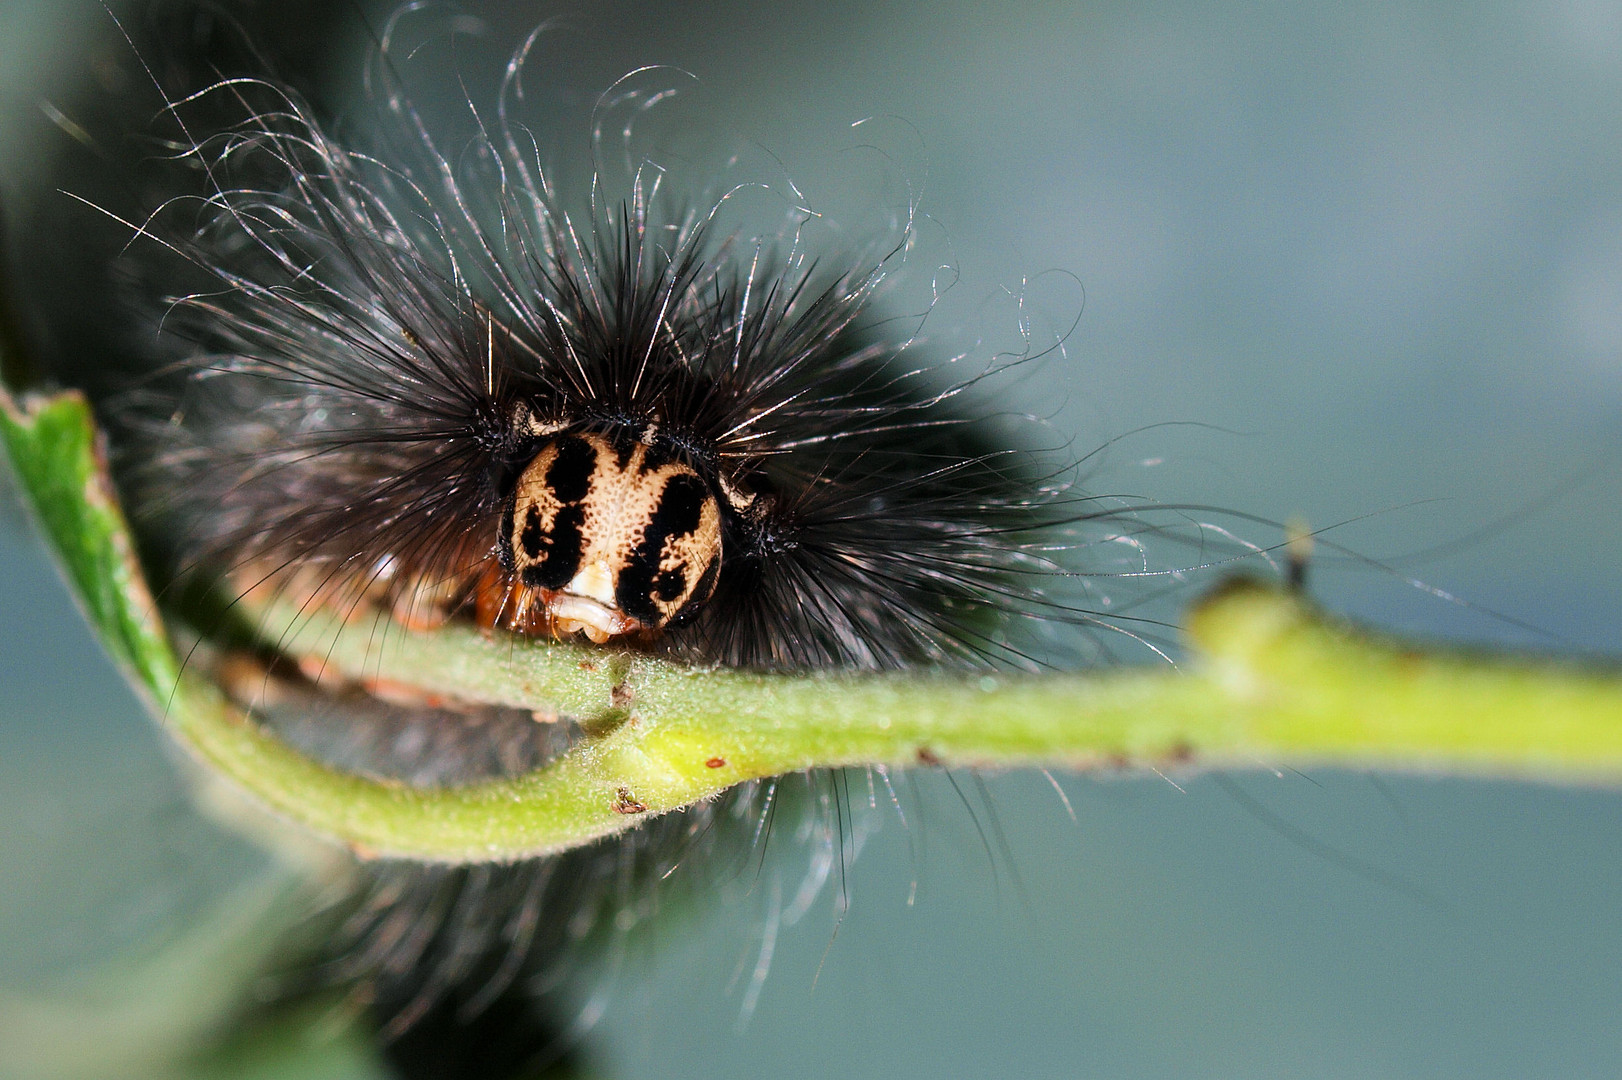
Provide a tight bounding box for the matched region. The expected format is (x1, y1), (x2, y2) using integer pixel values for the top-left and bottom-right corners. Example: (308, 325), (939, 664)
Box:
(493, 430), (723, 643)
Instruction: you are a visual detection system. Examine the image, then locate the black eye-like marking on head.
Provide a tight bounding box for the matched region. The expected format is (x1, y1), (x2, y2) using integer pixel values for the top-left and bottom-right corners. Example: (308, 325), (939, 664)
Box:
(518, 505), (545, 560)
(651, 569), (687, 604)
(544, 436), (596, 503)
(520, 501), (587, 589)
(506, 435), (594, 590)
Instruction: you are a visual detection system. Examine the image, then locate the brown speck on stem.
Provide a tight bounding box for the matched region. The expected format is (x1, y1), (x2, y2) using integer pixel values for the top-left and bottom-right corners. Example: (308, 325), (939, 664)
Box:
(610, 681), (634, 709)
(579, 660), (598, 672)
(611, 786), (647, 814)
(705, 757), (726, 769)
(916, 747), (942, 767)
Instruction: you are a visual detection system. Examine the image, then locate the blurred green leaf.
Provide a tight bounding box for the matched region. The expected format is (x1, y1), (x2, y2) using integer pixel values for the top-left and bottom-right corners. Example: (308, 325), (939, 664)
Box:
(0, 390), (180, 702)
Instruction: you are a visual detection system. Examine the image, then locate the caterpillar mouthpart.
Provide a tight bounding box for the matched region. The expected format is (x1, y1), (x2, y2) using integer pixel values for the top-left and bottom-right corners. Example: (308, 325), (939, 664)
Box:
(548, 575), (636, 644)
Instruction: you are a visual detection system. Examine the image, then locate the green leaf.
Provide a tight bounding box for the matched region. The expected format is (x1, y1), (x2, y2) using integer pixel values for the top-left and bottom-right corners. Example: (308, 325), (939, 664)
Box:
(5, 386), (1622, 866)
(0, 390), (181, 702)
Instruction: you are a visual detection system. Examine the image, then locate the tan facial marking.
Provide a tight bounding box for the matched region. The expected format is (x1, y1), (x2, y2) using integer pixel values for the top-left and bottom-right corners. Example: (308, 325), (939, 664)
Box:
(499, 431), (722, 642)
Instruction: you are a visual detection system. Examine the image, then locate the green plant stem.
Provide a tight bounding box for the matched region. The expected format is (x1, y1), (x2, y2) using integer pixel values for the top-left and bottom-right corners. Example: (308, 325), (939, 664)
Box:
(6, 389), (1622, 865)
(233, 585), (1622, 861)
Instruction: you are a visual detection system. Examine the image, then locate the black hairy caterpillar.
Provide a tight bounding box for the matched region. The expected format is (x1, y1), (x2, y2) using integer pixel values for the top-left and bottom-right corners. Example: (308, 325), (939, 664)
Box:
(34, 6), (1285, 1075)
(112, 42), (1120, 676)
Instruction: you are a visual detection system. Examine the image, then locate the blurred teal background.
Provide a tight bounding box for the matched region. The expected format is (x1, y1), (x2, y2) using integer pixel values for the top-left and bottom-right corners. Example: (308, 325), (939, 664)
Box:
(2, 1), (1621, 1077)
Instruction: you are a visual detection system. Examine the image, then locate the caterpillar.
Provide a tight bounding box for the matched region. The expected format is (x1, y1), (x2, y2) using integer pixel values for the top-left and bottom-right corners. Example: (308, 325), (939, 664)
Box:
(34, 6), (1268, 1076)
(110, 45), (1129, 679)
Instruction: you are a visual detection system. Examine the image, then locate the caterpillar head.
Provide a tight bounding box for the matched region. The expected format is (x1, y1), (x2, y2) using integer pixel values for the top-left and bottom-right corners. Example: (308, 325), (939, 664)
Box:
(497, 430), (723, 643)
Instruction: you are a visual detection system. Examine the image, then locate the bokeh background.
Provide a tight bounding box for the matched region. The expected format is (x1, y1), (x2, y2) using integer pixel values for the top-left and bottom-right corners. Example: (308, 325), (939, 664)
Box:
(2, 1), (1621, 1077)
